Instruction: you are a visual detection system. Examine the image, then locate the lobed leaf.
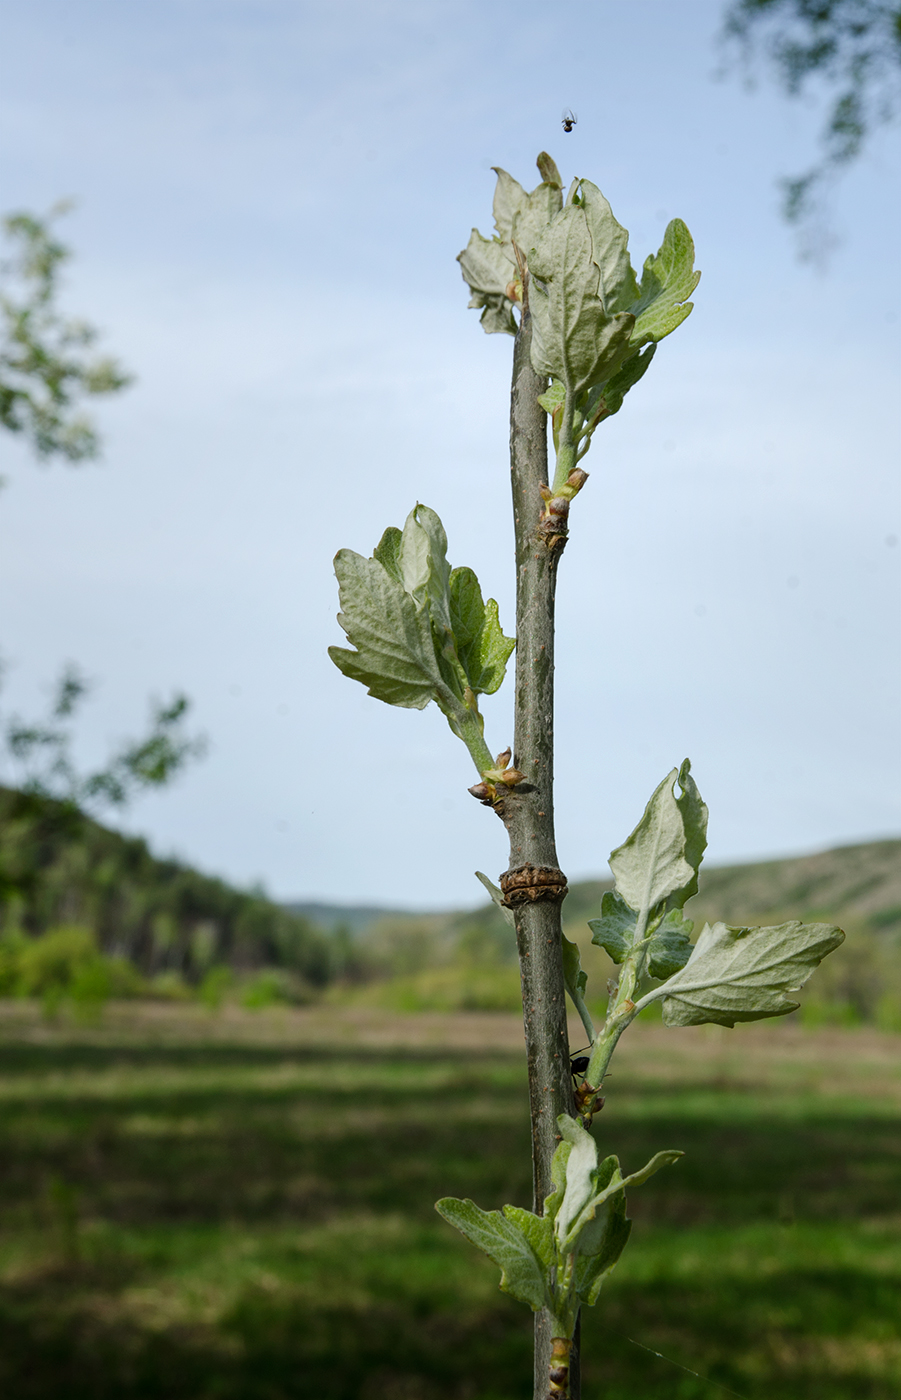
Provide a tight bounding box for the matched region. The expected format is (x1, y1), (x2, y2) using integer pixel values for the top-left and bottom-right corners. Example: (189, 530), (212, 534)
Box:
(562, 1139), (682, 1252)
(544, 1137), (573, 1227)
(658, 919), (845, 1028)
(553, 1114), (600, 1248)
(630, 218), (700, 348)
(491, 167), (529, 241)
(550, 1150), (633, 1308)
(512, 180), (564, 261)
(331, 506), (515, 734)
(578, 180), (639, 315)
(536, 151), (563, 188)
(398, 504), (452, 632)
(435, 1197), (548, 1311)
(570, 1154), (619, 1259)
(588, 890), (636, 963)
(329, 550), (443, 709)
(647, 908), (695, 980)
(528, 204), (636, 397)
(608, 759), (708, 922)
(588, 342), (656, 421)
(503, 1204), (555, 1269)
(372, 526), (403, 584)
(449, 567), (515, 696)
(576, 1206), (631, 1306)
(458, 159), (563, 338)
(457, 230), (518, 335)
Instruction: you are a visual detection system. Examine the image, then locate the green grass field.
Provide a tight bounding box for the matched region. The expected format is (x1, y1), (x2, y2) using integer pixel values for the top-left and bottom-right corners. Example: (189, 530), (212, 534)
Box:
(0, 1003), (898, 1398)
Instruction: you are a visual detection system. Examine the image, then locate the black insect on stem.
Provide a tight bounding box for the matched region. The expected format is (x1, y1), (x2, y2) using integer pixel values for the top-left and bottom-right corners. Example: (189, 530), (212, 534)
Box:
(562, 109), (577, 132)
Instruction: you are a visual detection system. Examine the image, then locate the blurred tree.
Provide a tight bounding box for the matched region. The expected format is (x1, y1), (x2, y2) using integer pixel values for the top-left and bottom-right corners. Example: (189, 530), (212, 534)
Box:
(2, 662), (205, 812)
(720, 1), (901, 253)
(0, 205), (205, 821)
(0, 204), (132, 461)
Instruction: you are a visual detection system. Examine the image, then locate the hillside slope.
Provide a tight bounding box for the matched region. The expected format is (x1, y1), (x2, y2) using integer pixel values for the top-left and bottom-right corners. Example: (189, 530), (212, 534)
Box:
(0, 786), (329, 984)
(562, 838), (901, 935)
(297, 839), (901, 939)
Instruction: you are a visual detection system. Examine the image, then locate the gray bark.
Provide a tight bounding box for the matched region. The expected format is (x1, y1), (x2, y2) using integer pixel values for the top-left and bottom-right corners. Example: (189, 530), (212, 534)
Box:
(502, 292), (580, 1400)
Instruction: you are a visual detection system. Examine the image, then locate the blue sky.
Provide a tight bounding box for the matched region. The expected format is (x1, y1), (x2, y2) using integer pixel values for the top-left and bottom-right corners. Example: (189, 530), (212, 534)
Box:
(1, 0), (899, 907)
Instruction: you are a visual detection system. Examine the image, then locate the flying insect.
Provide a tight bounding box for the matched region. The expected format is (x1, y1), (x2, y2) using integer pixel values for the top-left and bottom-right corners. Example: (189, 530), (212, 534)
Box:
(562, 109), (577, 133)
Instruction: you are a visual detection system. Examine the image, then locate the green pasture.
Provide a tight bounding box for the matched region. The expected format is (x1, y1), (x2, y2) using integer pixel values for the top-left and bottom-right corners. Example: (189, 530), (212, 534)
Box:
(0, 1004), (898, 1398)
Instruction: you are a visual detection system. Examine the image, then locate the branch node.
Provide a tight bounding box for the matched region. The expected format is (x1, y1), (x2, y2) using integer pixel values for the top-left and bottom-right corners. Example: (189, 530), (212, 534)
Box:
(500, 863), (568, 907)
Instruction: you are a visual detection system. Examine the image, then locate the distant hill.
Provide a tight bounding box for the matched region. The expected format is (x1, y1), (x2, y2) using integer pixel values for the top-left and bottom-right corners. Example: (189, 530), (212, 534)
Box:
(0, 786), (329, 985)
(294, 839), (901, 940)
(563, 838), (901, 936)
(3, 778), (897, 1008)
(308, 839), (901, 1025)
(284, 901), (416, 936)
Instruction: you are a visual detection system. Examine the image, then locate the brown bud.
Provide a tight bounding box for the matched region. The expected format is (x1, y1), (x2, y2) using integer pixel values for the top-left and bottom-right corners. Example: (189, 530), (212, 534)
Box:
(548, 496), (570, 518)
(499, 767), (526, 787)
(468, 782), (491, 801)
(538, 483), (552, 502)
(566, 467), (589, 494)
(494, 747), (511, 771)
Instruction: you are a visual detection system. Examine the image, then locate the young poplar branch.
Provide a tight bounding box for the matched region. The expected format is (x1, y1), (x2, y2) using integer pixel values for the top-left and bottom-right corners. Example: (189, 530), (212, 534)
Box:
(501, 279), (580, 1400)
(332, 153), (844, 1400)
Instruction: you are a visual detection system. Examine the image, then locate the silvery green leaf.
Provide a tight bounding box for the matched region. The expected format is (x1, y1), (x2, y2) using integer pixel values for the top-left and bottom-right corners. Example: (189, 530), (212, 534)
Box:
(561, 933), (588, 1000)
(576, 1202), (631, 1306)
(561, 932), (595, 1040)
(329, 550), (443, 709)
(588, 890), (636, 963)
(589, 343), (656, 421)
(554, 1114), (600, 1248)
(399, 504), (452, 634)
(537, 380), (565, 416)
(609, 760), (708, 921)
(657, 920), (845, 1028)
(372, 526), (403, 584)
(503, 1204), (555, 1269)
(562, 1143), (682, 1251)
(474, 291), (519, 336)
(512, 180), (564, 260)
(475, 870), (515, 927)
(457, 230), (517, 336)
(574, 1159), (632, 1306)
(528, 206), (636, 396)
(579, 180), (640, 315)
(620, 1150), (684, 1189)
(630, 219), (700, 348)
(435, 1197), (548, 1311)
(543, 1137), (573, 1227)
(670, 758), (707, 908)
(647, 909), (694, 980)
(491, 162), (562, 251)
(449, 567), (515, 696)
(572, 1154), (618, 1258)
(491, 167), (529, 241)
(536, 151), (562, 188)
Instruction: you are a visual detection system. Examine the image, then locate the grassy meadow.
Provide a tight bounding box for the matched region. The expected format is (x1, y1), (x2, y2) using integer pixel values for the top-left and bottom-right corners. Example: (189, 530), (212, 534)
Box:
(0, 1002), (898, 1399)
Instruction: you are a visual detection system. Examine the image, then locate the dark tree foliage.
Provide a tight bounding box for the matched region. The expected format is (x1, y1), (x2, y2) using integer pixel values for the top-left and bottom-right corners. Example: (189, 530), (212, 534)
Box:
(2, 663), (205, 812)
(721, 1), (901, 245)
(1, 210), (205, 817)
(0, 785), (331, 984)
(0, 205), (133, 461)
